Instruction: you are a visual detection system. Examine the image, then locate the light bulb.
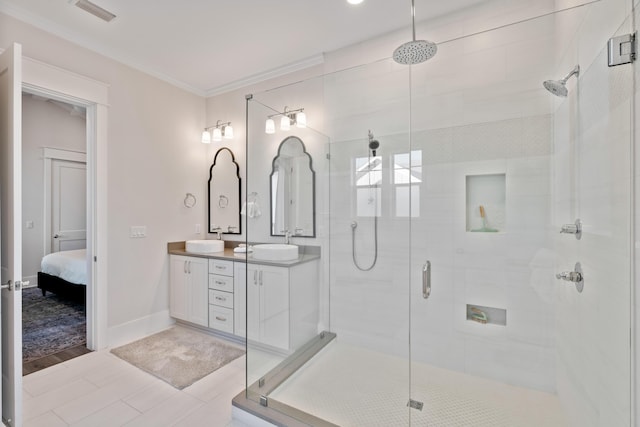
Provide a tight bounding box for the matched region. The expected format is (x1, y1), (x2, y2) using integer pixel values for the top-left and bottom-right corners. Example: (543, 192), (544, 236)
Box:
(224, 125), (233, 139)
(201, 130), (211, 144)
(212, 127), (222, 142)
(347, 0), (364, 4)
(280, 115), (291, 131)
(296, 112), (307, 128)
(265, 118), (275, 134)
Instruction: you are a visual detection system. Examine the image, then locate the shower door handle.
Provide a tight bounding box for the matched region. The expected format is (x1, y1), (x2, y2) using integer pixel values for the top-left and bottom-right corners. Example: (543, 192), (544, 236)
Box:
(422, 260), (431, 299)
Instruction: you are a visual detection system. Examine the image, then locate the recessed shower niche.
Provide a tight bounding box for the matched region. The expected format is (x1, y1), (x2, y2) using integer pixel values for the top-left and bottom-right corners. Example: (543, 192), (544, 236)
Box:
(465, 174), (505, 233)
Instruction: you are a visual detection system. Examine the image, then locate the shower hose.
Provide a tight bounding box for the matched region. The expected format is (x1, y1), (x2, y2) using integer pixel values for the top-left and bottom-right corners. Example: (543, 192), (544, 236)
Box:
(351, 216), (378, 271)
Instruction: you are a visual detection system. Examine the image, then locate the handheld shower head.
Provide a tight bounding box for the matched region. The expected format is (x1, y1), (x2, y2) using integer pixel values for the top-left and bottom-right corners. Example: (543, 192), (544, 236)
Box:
(368, 130), (380, 156)
(543, 65), (580, 97)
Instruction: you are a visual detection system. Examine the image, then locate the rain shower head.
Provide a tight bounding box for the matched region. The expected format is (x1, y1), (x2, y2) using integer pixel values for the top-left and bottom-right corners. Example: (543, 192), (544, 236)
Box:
(393, 40), (438, 65)
(543, 65), (580, 97)
(393, 0), (437, 65)
(368, 130), (380, 156)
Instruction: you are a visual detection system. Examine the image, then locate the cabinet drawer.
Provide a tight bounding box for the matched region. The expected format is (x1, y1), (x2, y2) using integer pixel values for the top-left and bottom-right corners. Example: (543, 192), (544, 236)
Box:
(209, 305), (234, 333)
(209, 274), (233, 292)
(209, 259), (234, 277)
(209, 289), (233, 309)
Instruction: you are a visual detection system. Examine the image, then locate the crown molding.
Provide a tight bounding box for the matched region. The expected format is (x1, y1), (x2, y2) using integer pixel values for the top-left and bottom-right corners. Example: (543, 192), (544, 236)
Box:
(204, 53), (325, 98)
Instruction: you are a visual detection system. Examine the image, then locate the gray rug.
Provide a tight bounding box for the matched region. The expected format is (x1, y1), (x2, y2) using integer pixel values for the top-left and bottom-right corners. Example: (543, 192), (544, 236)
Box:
(111, 326), (244, 389)
(22, 286), (86, 363)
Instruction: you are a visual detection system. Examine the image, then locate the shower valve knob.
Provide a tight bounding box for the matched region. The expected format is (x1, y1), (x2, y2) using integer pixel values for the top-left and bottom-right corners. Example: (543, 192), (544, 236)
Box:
(555, 271), (582, 283)
(559, 219), (582, 239)
(555, 262), (584, 293)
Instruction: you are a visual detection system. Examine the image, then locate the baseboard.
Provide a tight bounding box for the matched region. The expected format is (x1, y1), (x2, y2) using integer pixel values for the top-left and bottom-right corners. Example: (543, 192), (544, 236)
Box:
(107, 310), (175, 348)
(23, 274), (38, 288)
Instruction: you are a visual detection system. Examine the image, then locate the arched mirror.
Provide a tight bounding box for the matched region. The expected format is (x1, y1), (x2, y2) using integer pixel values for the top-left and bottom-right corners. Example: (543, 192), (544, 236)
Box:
(209, 147), (241, 235)
(270, 136), (315, 237)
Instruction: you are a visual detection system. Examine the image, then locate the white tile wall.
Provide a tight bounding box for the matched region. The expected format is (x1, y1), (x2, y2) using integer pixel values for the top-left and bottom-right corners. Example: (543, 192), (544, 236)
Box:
(327, 115), (556, 391)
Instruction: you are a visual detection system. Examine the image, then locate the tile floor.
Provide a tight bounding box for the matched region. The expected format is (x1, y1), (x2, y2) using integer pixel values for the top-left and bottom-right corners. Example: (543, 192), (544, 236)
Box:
(23, 348), (254, 427)
(270, 341), (568, 427)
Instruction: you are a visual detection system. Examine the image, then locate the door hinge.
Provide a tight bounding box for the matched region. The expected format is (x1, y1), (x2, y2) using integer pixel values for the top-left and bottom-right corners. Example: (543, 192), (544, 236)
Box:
(608, 33), (636, 66)
(407, 399), (424, 411)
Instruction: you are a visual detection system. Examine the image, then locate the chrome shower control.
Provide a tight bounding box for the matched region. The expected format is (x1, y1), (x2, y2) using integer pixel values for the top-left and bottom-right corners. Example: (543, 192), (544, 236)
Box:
(556, 262), (584, 293)
(560, 219), (582, 239)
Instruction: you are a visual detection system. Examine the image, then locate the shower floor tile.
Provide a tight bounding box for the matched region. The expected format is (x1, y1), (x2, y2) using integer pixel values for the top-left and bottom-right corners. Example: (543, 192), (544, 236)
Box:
(269, 341), (567, 427)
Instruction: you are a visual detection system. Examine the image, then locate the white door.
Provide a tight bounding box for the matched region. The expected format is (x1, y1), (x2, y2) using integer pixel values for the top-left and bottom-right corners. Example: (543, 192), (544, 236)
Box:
(0, 43), (24, 427)
(52, 159), (86, 252)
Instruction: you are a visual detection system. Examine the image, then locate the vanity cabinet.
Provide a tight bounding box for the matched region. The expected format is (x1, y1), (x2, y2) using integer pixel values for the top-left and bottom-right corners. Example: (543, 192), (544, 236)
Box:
(169, 255), (208, 327)
(208, 259), (235, 333)
(234, 260), (319, 352)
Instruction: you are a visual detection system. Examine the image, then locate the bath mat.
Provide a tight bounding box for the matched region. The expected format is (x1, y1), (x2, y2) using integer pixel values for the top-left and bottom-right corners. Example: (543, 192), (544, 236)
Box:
(111, 326), (244, 389)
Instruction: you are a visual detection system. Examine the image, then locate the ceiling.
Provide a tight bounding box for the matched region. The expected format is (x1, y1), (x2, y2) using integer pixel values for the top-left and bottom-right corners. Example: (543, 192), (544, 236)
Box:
(0, 0), (487, 96)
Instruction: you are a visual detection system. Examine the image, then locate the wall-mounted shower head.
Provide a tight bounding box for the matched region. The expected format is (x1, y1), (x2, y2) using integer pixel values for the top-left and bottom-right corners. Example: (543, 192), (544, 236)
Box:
(543, 65), (580, 97)
(368, 130), (380, 156)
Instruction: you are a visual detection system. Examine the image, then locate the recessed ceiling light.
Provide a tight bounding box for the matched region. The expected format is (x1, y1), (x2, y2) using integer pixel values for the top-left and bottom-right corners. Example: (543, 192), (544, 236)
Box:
(347, 0), (364, 4)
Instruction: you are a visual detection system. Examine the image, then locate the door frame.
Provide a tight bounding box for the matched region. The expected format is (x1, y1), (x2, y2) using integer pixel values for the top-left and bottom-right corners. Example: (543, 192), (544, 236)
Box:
(22, 56), (108, 350)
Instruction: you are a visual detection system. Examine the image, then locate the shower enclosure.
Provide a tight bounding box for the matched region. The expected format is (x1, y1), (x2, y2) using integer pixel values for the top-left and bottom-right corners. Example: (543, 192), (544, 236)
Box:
(236, 1), (635, 425)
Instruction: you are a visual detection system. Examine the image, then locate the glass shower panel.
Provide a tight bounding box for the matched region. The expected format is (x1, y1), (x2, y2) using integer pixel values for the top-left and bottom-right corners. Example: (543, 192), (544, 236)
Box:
(408, 2), (633, 426)
(244, 86), (331, 417)
(261, 59), (414, 425)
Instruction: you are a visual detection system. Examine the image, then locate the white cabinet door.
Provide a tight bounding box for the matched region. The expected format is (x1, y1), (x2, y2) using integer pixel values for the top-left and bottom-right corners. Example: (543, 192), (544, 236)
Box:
(233, 262), (246, 337)
(260, 265), (289, 350)
(169, 255), (208, 327)
(188, 257), (208, 327)
(246, 264), (261, 343)
(169, 255), (189, 321)
(242, 263), (290, 350)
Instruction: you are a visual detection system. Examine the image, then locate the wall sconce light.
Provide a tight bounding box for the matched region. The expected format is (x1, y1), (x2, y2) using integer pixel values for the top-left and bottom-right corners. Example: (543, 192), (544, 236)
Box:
(265, 106), (306, 134)
(265, 118), (276, 134)
(202, 120), (233, 143)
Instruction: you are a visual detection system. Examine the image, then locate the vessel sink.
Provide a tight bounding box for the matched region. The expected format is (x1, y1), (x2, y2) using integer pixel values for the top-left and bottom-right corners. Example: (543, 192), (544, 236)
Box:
(185, 239), (224, 253)
(252, 244), (299, 261)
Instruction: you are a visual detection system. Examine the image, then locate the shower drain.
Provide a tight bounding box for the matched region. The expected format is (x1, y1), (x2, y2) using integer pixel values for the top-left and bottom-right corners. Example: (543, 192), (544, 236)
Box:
(407, 399), (424, 411)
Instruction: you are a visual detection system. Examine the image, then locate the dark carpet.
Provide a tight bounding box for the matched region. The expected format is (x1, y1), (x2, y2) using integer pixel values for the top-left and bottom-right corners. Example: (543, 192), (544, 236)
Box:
(22, 287), (86, 363)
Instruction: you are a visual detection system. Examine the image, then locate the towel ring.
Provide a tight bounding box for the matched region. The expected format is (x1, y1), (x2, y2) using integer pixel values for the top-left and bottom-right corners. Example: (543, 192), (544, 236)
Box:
(184, 193), (196, 208)
(218, 195), (229, 208)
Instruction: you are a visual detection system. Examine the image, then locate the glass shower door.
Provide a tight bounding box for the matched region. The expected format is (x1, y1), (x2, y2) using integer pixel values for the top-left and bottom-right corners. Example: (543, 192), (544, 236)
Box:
(408, 2), (634, 426)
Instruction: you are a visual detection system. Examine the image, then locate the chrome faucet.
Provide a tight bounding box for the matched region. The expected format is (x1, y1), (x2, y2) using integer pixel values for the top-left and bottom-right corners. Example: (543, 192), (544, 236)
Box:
(211, 227), (222, 240)
(283, 229), (291, 244)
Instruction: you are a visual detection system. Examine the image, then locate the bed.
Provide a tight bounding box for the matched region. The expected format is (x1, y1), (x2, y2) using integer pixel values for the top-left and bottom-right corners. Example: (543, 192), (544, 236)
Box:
(38, 249), (87, 301)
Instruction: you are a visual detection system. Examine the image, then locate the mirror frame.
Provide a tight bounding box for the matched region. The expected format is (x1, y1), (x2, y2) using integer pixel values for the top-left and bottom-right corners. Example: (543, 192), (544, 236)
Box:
(269, 136), (316, 238)
(208, 147), (241, 235)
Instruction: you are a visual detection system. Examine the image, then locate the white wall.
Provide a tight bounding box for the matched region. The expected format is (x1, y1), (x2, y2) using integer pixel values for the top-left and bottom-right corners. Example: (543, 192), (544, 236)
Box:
(1, 12), (207, 343)
(22, 94), (85, 286)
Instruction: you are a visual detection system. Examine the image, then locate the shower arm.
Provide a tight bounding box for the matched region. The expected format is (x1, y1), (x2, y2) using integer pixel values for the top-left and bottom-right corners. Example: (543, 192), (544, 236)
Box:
(411, 0), (416, 42)
(561, 65), (580, 83)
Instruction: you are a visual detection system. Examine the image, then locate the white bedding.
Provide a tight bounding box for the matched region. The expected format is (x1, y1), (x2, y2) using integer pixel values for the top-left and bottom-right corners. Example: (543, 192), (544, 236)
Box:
(40, 249), (87, 286)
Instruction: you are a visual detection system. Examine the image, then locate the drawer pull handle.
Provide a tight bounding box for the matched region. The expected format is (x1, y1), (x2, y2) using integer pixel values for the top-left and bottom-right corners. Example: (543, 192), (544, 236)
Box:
(215, 265), (225, 270)
(215, 281), (225, 285)
(215, 316), (227, 322)
(215, 296), (226, 301)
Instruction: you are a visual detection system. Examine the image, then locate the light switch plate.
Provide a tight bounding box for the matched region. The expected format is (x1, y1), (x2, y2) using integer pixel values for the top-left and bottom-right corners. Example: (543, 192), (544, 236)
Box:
(130, 226), (146, 238)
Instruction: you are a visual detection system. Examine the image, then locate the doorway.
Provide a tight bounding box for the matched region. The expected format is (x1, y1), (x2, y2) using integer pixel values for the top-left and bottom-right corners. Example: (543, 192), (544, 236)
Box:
(21, 94), (90, 374)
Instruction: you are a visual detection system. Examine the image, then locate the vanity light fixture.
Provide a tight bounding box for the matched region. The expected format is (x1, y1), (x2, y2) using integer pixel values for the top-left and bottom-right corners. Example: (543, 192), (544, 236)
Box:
(347, 0), (364, 4)
(264, 106), (307, 134)
(201, 120), (233, 143)
(265, 118), (276, 134)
